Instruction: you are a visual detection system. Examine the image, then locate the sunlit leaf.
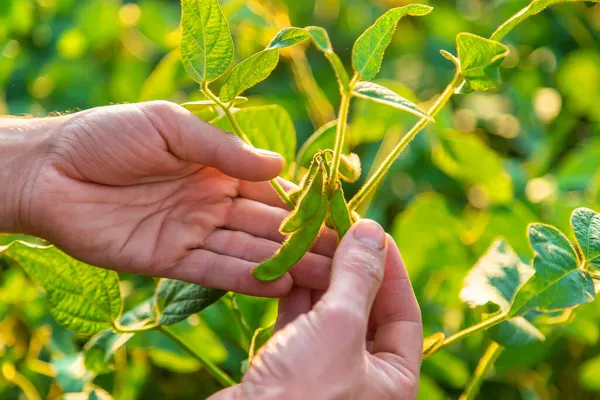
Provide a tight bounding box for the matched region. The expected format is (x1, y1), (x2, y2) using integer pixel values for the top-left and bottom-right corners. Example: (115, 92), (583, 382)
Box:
(352, 4), (433, 80)
(509, 224), (595, 316)
(6, 242), (122, 335)
(352, 81), (430, 120)
(180, 0), (233, 83)
(571, 208), (600, 268)
(456, 33), (509, 92)
(219, 50), (279, 103)
(155, 279), (226, 326)
(460, 240), (544, 346)
(212, 105), (297, 176)
(491, 0), (600, 41)
(266, 27), (310, 49)
(247, 322), (274, 367)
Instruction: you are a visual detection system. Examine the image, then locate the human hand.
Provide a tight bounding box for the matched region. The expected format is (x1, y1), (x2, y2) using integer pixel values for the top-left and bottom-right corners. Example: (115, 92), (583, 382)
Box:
(1, 101), (336, 296)
(212, 220), (422, 400)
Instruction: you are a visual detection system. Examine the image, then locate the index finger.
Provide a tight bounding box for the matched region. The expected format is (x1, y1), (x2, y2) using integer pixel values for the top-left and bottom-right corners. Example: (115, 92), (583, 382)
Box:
(370, 234), (423, 377)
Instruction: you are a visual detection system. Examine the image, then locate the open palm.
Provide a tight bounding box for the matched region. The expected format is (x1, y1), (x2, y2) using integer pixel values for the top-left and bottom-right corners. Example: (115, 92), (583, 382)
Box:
(25, 101), (335, 296)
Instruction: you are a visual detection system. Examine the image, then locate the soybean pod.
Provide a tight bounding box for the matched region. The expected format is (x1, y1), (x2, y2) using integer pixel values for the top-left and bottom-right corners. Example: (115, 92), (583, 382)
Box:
(329, 184), (353, 240)
(289, 157), (320, 205)
(252, 193), (328, 281)
(279, 162), (325, 234)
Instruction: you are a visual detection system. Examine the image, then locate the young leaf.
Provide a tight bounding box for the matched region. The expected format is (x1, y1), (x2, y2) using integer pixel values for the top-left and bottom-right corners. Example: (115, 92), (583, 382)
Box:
(212, 105), (297, 176)
(180, 0), (233, 83)
(571, 208), (600, 268)
(266, 27), (310, 49)
(84, 300), (154, 374)
(456, 33), (509, 92)
(352, 5), (433, 80)
(460, 239), (544, 347)
(509, 224), (595, 317)
(492, 0), (600, 42)
(352, 81), (431, 120)
(6, 242), (122, 335)
(155, 279), (227, 326)
(305, 26), (350, 91)
(219, 50), (279, 103)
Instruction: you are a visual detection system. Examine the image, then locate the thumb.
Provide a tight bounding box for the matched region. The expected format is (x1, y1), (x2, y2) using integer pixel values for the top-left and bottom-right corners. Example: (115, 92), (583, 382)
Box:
(320, 219), (387, 323)
(138, 101), (285, 181)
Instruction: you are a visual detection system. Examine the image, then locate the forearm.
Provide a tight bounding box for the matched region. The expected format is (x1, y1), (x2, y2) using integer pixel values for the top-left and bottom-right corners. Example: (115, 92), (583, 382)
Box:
(0, 117), (55, 233)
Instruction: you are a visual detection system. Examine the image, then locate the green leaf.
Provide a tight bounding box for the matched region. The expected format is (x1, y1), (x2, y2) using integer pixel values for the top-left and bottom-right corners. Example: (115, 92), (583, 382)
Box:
(352, 4), (433, 80)
(180, 0), (233, 83)
(266, 27), (310, 49)
(431, 129), (513, 205)
(84, 300), (154, 374)
(212, 105), (297, 177)
(219, 50), (279, 103)
(53, 354), (95, 393)
(491, 0), (600, 42)
(305, 26), (350, 91)
(460, 240), (544, 346)
(352, 81), (431, 120)
(572, 208), (600, 268)
(6, 242), (122, 335)
(456, 33), (509, 92)
(509, 224), (595, 317)
(155, 279), (226, 326)
(293, 120), (337, 176)
(249, 323), (274, 361)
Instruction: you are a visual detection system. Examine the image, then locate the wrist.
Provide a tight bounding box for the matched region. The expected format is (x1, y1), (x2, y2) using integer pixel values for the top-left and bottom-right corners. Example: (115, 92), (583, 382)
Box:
(0, 117), (55, 234)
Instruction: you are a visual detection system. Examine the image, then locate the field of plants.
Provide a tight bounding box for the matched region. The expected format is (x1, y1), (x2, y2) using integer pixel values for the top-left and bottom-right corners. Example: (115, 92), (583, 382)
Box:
(2, 0), (600, 398)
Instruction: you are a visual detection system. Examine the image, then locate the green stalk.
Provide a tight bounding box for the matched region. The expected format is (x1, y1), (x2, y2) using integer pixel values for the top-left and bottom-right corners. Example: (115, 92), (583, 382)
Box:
(459, 341), (504, 400)
(200, 82), (294, 208)
(348, 70), (463, 211)
(159, 326), (237, 388)
(433, 312), (508, 354)
(329, 73), (358, 188)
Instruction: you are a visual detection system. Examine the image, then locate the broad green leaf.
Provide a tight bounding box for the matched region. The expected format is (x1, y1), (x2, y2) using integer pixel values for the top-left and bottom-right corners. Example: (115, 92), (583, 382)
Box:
(352, 81), (430, 120)
(248, 323), (274, 362)
(305, 26), (350, 91)
(180, 0), (233, 83)
(219, 49), (279, 103)
(456, 33), (509, 92)
(6, 242), (122, 335)
(491, 0), (600, 42)
(352, 5), (433, 80)
(509, 224), (595, 316)
(431, 129), (513, 205)
(155, 279), (226, 326)
(212, 105), (297, 177)
(266, 27), (310, 50)
(84, 300), (154, 374)
(460, 240), (543, 346)
(571, 208), (600, 268)
(293, 120), (337, 177)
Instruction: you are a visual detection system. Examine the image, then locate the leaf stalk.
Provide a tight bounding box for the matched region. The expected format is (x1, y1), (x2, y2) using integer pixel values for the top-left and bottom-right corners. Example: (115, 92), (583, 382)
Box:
(459, 341), (504, 400)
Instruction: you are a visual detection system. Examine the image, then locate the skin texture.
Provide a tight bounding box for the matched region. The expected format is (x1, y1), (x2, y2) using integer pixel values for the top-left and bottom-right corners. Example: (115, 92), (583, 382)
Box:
(211, 220), (423, 400)
(0, 101), (338, 296)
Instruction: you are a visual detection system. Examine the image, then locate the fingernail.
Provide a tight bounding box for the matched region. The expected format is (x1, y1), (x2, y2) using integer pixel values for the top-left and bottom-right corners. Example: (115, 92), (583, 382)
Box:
(353, 220), (386, 250)
(255, 148), (283, 158)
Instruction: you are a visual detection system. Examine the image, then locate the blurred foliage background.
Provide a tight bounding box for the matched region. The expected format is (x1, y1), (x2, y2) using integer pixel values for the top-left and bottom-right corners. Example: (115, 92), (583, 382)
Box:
(1, 0), (600, 398)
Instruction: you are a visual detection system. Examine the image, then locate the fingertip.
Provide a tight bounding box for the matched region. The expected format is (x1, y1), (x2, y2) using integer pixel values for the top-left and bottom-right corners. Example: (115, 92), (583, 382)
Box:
(237, 146), (286, 182)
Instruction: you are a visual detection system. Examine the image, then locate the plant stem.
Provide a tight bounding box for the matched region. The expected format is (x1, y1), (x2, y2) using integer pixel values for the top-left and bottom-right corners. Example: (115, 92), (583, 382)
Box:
(329, 73), (358, 188)
(348, 70), (463, 211)
(201, 82), (294, 208)
(158, 325), (237, 388)
(436, 312), (508, 353)
(459, 341), (504, 400)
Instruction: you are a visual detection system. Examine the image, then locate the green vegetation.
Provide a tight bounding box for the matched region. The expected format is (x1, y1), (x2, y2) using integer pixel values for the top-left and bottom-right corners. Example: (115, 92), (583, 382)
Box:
(2, 0), (600, 398)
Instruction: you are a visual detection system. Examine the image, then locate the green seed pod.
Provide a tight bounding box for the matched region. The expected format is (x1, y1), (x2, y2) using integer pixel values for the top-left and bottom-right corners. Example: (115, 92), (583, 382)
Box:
(280, 162), (325, 234)
(329, 184), (353, 240)
(290, 156), (321, 205)
(338, 153), (361, 183)
(252, 193), (328, 281)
